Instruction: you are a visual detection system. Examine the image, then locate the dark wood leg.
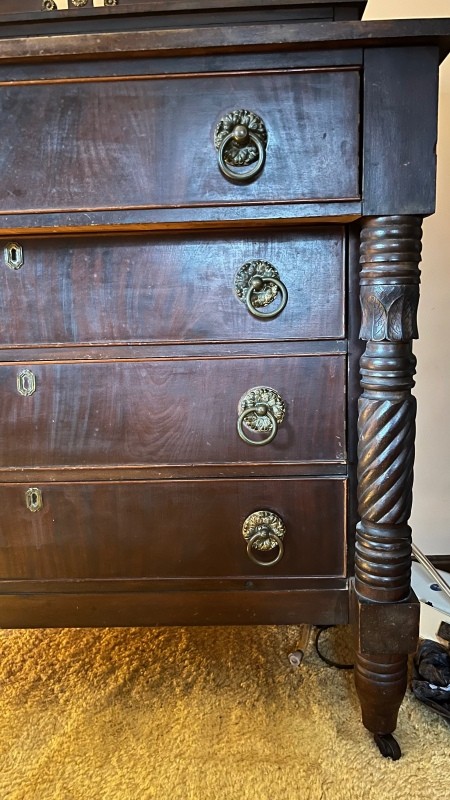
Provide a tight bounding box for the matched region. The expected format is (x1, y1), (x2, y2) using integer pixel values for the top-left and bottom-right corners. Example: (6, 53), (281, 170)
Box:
(353, 216), (422, 758)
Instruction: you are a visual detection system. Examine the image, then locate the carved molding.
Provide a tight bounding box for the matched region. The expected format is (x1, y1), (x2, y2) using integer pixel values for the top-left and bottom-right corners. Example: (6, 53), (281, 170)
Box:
(354, 216), (423, 736)
(359, 216), (422, 342)
(356, 217), (422, 605)
(357, 396), (415, 525)
(357, 342), (416, 529)
(360, 285), (419, 341)
(355, 519), (413, 602)
(355, 342), (416, 603)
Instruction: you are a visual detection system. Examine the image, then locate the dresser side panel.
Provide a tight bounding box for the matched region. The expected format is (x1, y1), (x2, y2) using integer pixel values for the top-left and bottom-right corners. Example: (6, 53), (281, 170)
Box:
(362, 46), (439, 216)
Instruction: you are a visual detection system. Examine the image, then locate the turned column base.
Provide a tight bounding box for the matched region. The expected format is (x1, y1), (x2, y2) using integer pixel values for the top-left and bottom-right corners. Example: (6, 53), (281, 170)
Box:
(355, 215), (423, 757)
(351, 583), (420, 737)
(355, 651), (408, 734)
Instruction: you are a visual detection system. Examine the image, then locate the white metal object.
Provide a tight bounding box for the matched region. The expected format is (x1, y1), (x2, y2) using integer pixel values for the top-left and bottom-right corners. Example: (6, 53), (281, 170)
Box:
(411, 558), (450, 644)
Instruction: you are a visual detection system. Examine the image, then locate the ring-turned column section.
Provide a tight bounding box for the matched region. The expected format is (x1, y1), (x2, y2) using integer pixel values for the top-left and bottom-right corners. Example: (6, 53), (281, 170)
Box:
(354, 216), (422, 736)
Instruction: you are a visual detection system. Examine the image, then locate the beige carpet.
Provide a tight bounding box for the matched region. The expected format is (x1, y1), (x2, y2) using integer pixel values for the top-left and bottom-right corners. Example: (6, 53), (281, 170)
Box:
(0, 624), (448, 800)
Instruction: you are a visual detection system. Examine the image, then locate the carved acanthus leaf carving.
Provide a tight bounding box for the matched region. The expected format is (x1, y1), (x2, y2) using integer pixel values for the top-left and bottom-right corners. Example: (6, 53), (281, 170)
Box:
(360, 285), (419, 341)
(359, 216), (422, 343)
(356, 217), (423, 608)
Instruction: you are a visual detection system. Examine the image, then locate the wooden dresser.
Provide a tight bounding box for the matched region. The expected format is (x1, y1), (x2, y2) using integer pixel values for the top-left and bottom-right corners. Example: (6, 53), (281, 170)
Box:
(0, 0), (449, 760)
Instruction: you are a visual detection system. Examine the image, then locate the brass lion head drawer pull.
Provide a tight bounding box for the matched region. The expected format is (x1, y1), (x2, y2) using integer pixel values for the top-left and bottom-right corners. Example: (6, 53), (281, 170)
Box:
(42, 0), (117, 9)
(26, 488), (43, 513)
(235, 260), (288, 319)
(17, 369), (36, 397)
(237, 386), (285, 446)
(242, 510), (285, 567)
(214, 110), (267, 182)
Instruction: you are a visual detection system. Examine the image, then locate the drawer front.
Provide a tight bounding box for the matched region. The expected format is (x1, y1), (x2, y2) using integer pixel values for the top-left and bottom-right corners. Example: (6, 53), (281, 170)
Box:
(0, 1), (339, 22)
(0, 478), (346, 580)
(0, 356), (346, 467)
(0, 230), (344, 346)
(0, 70), (359, 213)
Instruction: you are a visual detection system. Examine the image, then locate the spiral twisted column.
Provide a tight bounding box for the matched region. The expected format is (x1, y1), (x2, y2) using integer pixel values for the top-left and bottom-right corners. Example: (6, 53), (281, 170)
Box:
(356, 341), (416, 602)
(354, 216), (422, 737)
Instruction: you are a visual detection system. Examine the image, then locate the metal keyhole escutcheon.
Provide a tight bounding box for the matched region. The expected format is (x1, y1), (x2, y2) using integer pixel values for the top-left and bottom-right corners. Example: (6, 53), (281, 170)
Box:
(26, 487), (43, 512)
(4, 242), (23, 270)
(17, 369), (36, 397)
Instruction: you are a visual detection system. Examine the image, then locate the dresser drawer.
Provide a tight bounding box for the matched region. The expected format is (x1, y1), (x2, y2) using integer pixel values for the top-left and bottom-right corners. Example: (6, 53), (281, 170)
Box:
(0, 356), (346, 468)
(0, 70), (359, 214)
(0, 478), (346, 580)
(0, 1), (340, 24)
(0, 229), (344, 346)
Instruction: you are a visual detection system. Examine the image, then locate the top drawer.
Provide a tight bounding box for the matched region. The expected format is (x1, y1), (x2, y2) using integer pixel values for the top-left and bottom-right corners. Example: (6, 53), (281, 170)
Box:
(0, 0), (365, 22)
(0, 69), (360, 215)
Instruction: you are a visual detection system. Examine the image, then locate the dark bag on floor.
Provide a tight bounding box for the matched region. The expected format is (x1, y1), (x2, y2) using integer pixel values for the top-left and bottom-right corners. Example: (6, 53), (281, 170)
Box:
(412, 639), (450, 722)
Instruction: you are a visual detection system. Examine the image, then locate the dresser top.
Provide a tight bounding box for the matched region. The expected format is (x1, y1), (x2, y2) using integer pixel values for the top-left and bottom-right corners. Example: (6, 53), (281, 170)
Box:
(0, 1), (368, 38)
(0, 0), (367, 23)
(1, 17), (449, 63)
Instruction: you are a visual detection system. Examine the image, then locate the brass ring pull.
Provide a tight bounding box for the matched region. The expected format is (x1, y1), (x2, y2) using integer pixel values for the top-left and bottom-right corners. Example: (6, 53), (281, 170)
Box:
(237, 403), (278, 446)
(214, 110), (268, 183)
(246, 275), (288, 319)
(218, 130), (265, 181)
(242, 511), (286, 568)
(237, 386), (285, 447)
(235, 260), (288, 319)
(247, 531), (284, 567)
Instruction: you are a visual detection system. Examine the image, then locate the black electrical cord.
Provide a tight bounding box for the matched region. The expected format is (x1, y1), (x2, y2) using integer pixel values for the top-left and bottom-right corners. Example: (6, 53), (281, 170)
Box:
(314, 625), (354, 670)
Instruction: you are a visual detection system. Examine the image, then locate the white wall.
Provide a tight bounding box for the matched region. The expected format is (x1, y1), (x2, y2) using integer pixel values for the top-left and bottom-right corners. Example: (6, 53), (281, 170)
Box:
(363, 1), (450, 554)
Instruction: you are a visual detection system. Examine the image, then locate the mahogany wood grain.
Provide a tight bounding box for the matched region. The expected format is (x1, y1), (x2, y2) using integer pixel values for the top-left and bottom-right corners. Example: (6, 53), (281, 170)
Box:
(0, 587), (350, 629)
(0, 576), (348, 594)
(0, 50), (363, 83)
(0, 202), (362, 234)
(0, 340), (347, 362)
(0, 355), (346, 467)
(346, 223), (363, 575)
(0, 229), (345, 346)
(0, 20), (448, 64)
(0, 8), (338, 39)
(0, 462), (347, 484)
(0, 0), (364, 18)
(0, 70), (360, 213)
(0, 6), (446, 757)
(363, 48), (439, 217)
(354, 216), (422, 737)
(0, 478), (346, 580)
